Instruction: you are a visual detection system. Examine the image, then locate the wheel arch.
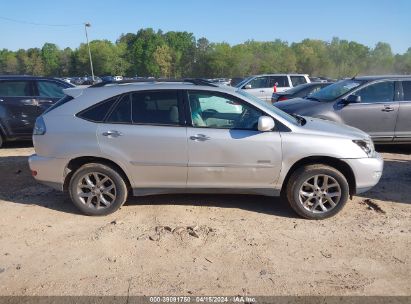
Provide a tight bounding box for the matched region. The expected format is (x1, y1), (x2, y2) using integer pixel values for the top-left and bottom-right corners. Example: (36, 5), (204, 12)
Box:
(280, 156), (356, 197)
(63, 156), (132, 192)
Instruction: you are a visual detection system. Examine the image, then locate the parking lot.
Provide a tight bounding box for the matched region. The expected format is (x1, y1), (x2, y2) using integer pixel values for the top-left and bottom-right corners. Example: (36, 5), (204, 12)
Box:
(0, 143), (410, 296)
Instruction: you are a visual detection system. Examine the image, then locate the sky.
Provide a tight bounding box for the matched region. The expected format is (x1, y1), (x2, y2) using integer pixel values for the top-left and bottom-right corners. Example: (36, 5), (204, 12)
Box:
(0, 0), (410, 54)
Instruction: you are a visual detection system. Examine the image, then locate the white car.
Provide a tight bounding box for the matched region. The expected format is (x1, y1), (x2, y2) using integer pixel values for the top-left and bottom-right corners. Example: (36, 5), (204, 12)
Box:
(236, 74), (311, 102)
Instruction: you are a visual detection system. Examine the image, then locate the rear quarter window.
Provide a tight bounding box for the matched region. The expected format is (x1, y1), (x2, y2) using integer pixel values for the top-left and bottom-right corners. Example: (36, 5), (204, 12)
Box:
(77, 97), (117, 122)
(290, 76), (308, 86)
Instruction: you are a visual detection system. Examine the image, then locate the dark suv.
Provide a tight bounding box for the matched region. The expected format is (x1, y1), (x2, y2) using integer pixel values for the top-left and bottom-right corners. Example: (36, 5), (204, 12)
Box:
(0, 76), (73, 147)
(275, 75), (411, 144)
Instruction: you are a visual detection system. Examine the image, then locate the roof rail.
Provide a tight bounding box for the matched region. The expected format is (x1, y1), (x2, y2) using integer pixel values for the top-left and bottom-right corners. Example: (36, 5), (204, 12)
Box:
(88, 78), (219, 88)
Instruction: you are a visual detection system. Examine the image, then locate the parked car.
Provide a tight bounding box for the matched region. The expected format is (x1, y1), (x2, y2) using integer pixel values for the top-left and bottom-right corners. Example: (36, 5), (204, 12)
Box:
(0, 75), (74, 148)
(235, 74), (311, 102)
(275, 75), (411, 144)
(272, 82), (333, 103)
(29, 79), (383, 219)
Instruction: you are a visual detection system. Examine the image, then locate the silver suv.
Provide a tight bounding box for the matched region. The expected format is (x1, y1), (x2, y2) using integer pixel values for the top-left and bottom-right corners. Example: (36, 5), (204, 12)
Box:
(28, 80), (383, 219)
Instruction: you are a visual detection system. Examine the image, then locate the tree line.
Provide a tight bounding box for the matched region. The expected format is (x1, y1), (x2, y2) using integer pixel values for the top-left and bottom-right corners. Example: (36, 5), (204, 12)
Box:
(1, 28), (410, 79)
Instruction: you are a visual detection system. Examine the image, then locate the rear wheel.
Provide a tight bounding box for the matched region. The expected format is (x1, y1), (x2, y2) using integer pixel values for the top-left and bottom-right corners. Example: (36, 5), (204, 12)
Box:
(69, 163), (128, 216)
(286, 164), (349, 219)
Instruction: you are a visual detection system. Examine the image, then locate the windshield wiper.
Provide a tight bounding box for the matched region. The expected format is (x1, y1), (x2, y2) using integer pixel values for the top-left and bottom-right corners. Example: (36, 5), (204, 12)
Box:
(305, 96), (322, 101)
(291, 113), (306, 126)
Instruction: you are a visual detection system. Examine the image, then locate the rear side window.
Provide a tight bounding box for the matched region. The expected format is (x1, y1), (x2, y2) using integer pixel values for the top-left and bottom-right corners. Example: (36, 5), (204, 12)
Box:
(132, 91), (180, 125)
(77, 97), (116, 122)
(290, 76), (308, 86)
(402, 81), (411, 100)
(0, 81), (33, 97)
(37, 81), (66, 98)
(268, 76), (289, 87)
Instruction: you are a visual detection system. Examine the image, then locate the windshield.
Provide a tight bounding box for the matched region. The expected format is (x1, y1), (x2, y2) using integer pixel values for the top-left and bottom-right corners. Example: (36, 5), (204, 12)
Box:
(235, 76), (254, 88)
(308, 79), (365, 101)
(236, 89), (298, 125)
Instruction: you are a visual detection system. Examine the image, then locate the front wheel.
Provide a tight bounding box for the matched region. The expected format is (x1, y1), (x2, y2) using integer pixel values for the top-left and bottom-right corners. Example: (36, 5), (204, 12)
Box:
(69, 163), (128, 216)
(286, 164), (349, 219)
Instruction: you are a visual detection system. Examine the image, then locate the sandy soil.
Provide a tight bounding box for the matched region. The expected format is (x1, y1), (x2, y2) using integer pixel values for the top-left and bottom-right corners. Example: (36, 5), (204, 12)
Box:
(0, 143), (410, 296)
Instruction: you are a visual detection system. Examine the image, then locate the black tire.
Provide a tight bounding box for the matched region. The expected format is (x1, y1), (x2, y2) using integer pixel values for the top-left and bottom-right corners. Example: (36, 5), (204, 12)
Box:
(0, 132), (4, 148)
(69, 163), (128, 216)
(286, 164), (349, 220)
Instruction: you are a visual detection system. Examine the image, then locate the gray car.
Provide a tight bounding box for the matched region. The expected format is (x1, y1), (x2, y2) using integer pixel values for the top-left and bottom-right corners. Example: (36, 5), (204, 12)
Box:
(275, 75), (411, 144)
(28, 80), (383, 219)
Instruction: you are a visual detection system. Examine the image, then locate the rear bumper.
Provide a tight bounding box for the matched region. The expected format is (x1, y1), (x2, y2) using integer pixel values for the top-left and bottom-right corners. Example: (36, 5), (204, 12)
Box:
(343, 153), (384, 194)
(28, 154), (67, 191)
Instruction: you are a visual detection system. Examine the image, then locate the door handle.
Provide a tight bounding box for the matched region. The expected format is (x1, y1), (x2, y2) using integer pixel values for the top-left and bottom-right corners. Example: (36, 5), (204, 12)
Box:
(190, 134), (210, 141)
(381, 106), (394, 112)
(259, 90), (265, 93)
(102, 130), (123, 137)
(0, 99), (4, 102)
(21, 99), (39, 106)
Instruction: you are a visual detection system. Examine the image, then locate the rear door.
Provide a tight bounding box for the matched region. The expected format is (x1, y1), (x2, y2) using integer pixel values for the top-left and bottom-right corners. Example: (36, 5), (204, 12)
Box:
(338, 80), (399, 141)
(242, 76), (270, 101)
(0, 80), (38, 136)
(96, 90), (188, 189)
(394, 80), (411, 142)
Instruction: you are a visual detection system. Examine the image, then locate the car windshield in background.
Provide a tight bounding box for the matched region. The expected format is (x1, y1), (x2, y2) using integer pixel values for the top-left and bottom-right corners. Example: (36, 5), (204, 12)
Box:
(308, 79), (365, 101)
(235, 76), (253, 88)
(237, 89), (298, 125)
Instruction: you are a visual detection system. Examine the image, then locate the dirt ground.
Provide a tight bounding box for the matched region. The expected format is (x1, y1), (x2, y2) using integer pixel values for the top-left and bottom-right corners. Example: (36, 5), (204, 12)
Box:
(0, 143), (410, 296)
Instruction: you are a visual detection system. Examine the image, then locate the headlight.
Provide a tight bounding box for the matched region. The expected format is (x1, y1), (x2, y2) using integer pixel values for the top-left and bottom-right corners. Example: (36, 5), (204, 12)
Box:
(353, 139), (375, 157)
(33, 116), (46, 135)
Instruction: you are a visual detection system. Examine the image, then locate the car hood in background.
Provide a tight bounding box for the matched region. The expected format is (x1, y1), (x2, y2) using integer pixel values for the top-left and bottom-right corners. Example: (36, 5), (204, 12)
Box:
(274, 97), (320, 114)
(301, 116), (369, 140)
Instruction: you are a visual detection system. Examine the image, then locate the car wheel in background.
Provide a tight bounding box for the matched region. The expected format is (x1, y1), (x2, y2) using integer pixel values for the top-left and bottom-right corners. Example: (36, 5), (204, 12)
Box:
(286, 164), (349, 219)
(69, 163), (128, 216)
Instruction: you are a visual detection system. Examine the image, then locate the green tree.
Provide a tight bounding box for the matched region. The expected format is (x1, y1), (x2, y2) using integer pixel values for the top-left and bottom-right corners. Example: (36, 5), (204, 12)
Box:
(41, 43), (60, 76)
(153, 44), (172, 77)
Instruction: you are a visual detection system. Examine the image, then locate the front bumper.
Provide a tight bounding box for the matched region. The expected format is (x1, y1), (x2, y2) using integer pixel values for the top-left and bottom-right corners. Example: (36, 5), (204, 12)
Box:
(343, 152), (384, 194)
(28, 154), (67, 191)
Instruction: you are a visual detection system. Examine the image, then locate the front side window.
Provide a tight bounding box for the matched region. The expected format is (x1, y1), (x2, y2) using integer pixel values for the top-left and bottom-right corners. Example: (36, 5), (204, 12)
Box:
(37, 81), (66, 98)
(188, 91), (262, 130)
(353, 81), (394, 103)
(0, 81), (32, 97)
(246, 77), (268, 89)
(132, 91), (180, 125)
(290, 76), (307, 86)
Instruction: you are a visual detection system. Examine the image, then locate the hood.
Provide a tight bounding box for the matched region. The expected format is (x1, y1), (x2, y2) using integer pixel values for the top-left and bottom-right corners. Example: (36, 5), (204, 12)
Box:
(301, 116), (370, 140)
(274, 97), (321, 114)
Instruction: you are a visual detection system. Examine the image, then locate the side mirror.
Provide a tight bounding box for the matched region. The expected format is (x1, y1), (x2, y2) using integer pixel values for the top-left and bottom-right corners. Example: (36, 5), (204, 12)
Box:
(344, 94), (361, 103)
(258, 116), (275, 132)
(244, 84), (252, 89)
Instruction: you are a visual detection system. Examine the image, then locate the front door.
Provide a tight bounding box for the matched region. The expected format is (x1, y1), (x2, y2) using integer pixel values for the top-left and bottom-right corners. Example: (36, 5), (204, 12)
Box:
(242, 76), (270, 102)
(338, 80), (399, 141)
(97, 90), (188, 189)
(185, 90), (282, 190)
(395, 80), (411, 142)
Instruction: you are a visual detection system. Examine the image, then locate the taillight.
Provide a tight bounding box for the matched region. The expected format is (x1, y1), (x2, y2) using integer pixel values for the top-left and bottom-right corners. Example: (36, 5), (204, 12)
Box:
(278, 96), (289, 101)
(33, 116), (46, 135)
